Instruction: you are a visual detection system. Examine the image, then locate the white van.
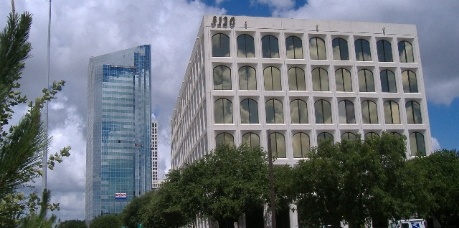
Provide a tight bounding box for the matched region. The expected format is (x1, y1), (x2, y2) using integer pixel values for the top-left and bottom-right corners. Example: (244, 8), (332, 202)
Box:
(391, 219), (426, 228)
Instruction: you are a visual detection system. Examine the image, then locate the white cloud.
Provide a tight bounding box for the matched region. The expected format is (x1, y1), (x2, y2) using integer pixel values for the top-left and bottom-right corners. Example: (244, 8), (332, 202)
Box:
(1, 0), (223, 221)
(255, 0), (295, 10)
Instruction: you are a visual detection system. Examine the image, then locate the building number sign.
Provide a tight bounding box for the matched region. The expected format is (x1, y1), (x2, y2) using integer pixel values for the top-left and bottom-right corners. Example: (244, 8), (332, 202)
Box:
(212, 16), (235, 28)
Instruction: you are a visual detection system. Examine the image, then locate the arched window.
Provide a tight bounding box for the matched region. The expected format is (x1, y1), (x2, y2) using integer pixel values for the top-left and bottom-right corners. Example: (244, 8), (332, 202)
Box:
(239, 66), (257, 90)
(365, 132), (379, 139)
(338, 100), (355, 124)
(391, 132), (403, 137)
(410, 132), (426, 156)
(212, 33), (230, 57)
(355, 39), (372, 61)
(380, 69), (396, 93)
(240, 98), (259, 124)
(384, 100), (400, 124)
(262, 35), (279, 58)
(265, 99), (283, 124)
(402, 70), (418, 93)
(312, 67), (329, 91)
(361, 100), (378, 124)
(288, 67), (306, 91)
(315, 99), (332, 124)
(332, 38), (349, 60)
(213, 65), (231, 90)
(377, 40), (393, 62)
(309, 37), (326, 60)
(317, 132), (334, 143)
(335, 68), (352, 92)
(290, 99), (308, 124)
(286, 36), (303, 59)
(242, 132), (260, 148)
(292, 132), (310, 158)
(358, 69), (375, 92)
(398, 41), (414, 63)
(214, 98), (232, 124)
(406, 101), (422, 124)
(269, 132), (286, 158)
(216, 132), (234, 146)
(264, 66), (282, 91)
(237, 34), (255, 58)
(341, 132), (357, 141)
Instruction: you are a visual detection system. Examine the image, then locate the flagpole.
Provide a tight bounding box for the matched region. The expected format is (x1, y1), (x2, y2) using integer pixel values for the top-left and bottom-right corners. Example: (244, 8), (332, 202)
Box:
(42, 0), (52, 191)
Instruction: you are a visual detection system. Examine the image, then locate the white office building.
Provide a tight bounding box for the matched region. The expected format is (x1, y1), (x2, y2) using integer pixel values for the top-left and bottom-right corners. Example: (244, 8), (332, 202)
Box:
(151, 119), (159, 189)
(170, 15), (431, 226)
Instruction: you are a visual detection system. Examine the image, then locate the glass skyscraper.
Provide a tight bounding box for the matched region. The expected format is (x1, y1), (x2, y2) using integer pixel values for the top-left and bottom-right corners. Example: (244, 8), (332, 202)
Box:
(86, 45), (152, 222)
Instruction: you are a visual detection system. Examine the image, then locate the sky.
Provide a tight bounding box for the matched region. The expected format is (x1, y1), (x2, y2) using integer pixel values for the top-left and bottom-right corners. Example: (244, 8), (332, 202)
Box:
(0, 0), (458, 221)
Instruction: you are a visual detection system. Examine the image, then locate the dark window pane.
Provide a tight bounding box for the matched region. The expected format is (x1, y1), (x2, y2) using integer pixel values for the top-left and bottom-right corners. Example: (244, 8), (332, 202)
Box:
(214, 98), (232, 123)
(262, 35), (279, 58)
(377, 40), (393, 62)
(290, 99), (308, 124)
(292, 132), (310, 158)
(332, 38), (349, 60)
(242, 132), (260, 148)
(315, 99), (332, 124)
(398, 41), (414, 63)
(264, 66), (282, 91)
(335, 68), (352, 92)
(380, 70), (396, 93)
(288, 67), (306, 91)
(237, 34), (255, 58)
(240, 99), (259, 124)
(355, 39), (371, 61)
(309, 37), (326, 60)
(358, 69), (375, 92)
(216, 132), (234, 146)
(266, 99), (283, 124)
(286, 36), (303, 59)
(213, 65), (232, 90)
(402, 70), (418, 93)
(212, 33), (230, 57)
(312, 68), (329, 91)
(270, 132), (286, 158)
(239, 66), (257, 90)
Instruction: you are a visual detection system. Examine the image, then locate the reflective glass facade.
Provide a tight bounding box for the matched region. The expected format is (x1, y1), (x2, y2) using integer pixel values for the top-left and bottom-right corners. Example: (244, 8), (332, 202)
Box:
(86, 45), (151, 222)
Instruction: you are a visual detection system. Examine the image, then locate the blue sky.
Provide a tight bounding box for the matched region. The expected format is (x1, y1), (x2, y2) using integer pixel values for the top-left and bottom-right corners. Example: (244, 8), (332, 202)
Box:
(1, 0), (458, 221)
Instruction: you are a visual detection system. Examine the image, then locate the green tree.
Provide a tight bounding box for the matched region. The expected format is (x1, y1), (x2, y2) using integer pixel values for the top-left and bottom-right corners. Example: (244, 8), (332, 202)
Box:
(295, 139), (343, 228)
(295, 134), (414, 227)
(121, 190), (156, 228)
(90, 214), (121, 228)
(141, 170), (191, 228)
(57, 219), (86, 228)
(0, 5), (69, 227)
(407, 149), (459, 227)
(196, 144), (268, 226)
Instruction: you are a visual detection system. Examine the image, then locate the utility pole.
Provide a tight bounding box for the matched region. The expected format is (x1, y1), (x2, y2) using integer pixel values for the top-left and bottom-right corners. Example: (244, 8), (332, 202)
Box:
(267, 130), (276, 228)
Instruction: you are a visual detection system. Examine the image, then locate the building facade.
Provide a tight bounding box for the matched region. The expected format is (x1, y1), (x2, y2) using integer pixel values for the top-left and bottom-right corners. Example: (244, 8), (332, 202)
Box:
(170, 16), (431, 226)
(151, 118), (159, 189)
(86, 45), (152, 221)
